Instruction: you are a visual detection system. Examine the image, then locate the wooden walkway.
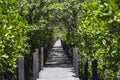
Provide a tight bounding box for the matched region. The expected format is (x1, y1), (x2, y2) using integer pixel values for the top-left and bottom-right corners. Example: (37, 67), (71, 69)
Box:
(37, 39), (79, 80)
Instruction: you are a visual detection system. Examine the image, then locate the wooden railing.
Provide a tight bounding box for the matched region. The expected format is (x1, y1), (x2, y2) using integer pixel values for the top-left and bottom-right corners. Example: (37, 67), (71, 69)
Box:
(62, 41), (99, 79)
(16, 39), (120, 80)
(17, 40), (53, 80)
(61, 40), (120, 80)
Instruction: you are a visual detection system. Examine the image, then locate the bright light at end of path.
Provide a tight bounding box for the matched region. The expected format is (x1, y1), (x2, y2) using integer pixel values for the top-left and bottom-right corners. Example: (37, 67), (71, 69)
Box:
(53, 39), (62, 47)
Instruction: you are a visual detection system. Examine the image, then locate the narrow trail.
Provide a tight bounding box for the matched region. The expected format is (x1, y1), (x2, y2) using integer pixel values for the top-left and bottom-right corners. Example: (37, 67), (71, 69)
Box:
(37, 39), (79, 80)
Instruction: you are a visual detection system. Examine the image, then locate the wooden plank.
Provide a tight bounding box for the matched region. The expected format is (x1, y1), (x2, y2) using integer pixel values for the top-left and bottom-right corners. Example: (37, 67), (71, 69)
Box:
(33, 48), (39, 80)
(38, 67), (79, 80)
(18, 56), (24, 80)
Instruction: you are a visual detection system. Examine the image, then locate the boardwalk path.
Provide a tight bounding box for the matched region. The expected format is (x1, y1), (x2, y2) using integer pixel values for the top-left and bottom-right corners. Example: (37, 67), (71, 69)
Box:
(37, 39), (79, 80)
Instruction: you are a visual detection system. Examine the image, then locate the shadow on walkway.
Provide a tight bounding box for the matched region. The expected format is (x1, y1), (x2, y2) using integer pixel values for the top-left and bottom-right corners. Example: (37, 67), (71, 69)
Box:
(38, 39), (79, 80)
(45, 39), (72, 68)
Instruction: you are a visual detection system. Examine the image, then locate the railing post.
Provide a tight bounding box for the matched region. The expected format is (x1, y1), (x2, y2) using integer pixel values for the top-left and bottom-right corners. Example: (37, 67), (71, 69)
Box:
(64, 46), (67, 54)
(18, 56), (24, 80)
(67, 48), (70, 58)
(84, 56), (88, 80)
(44, 46), (48, 65)
(73, 48), (75, 70)
(40, 47), (44, 70)
(68, 48), (71, 55)
(33, 48), (39, 80)
(92, 59), (98, 80)
(73, 48), (79, 77)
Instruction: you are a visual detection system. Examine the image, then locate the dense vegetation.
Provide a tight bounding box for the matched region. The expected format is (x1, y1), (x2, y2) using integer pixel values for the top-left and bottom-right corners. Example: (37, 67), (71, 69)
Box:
(0, 0), (29, 79)
(0, 0), (119, 80)
(64, 0), (120, 79)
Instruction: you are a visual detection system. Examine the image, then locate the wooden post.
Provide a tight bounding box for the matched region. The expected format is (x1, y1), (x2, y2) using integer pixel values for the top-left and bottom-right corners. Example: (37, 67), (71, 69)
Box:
(75, 48), (79, 77)
(84, 56), (88, 80)
(40, 47), (44, 70)
(33, 48), (39, 80)
(67, 48), (70, 58)
(73, 48), (79, 77)
(68, 48), (71, 54)
(18, 56), (24, 80)
(64, 46), (67, 54)
(44, 47), (48, 64)
(73, 48), (75, 70)
(35, 48), (39, 78)
(92, 59), (98, 80)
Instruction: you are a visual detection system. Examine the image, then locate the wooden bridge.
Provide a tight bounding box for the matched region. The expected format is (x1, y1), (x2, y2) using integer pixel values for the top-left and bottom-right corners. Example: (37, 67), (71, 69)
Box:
(18, 37), (114, 80)
(17, 38), (80, 80)
(37, 39), (79, 80)
(17, 38), (120, 80)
